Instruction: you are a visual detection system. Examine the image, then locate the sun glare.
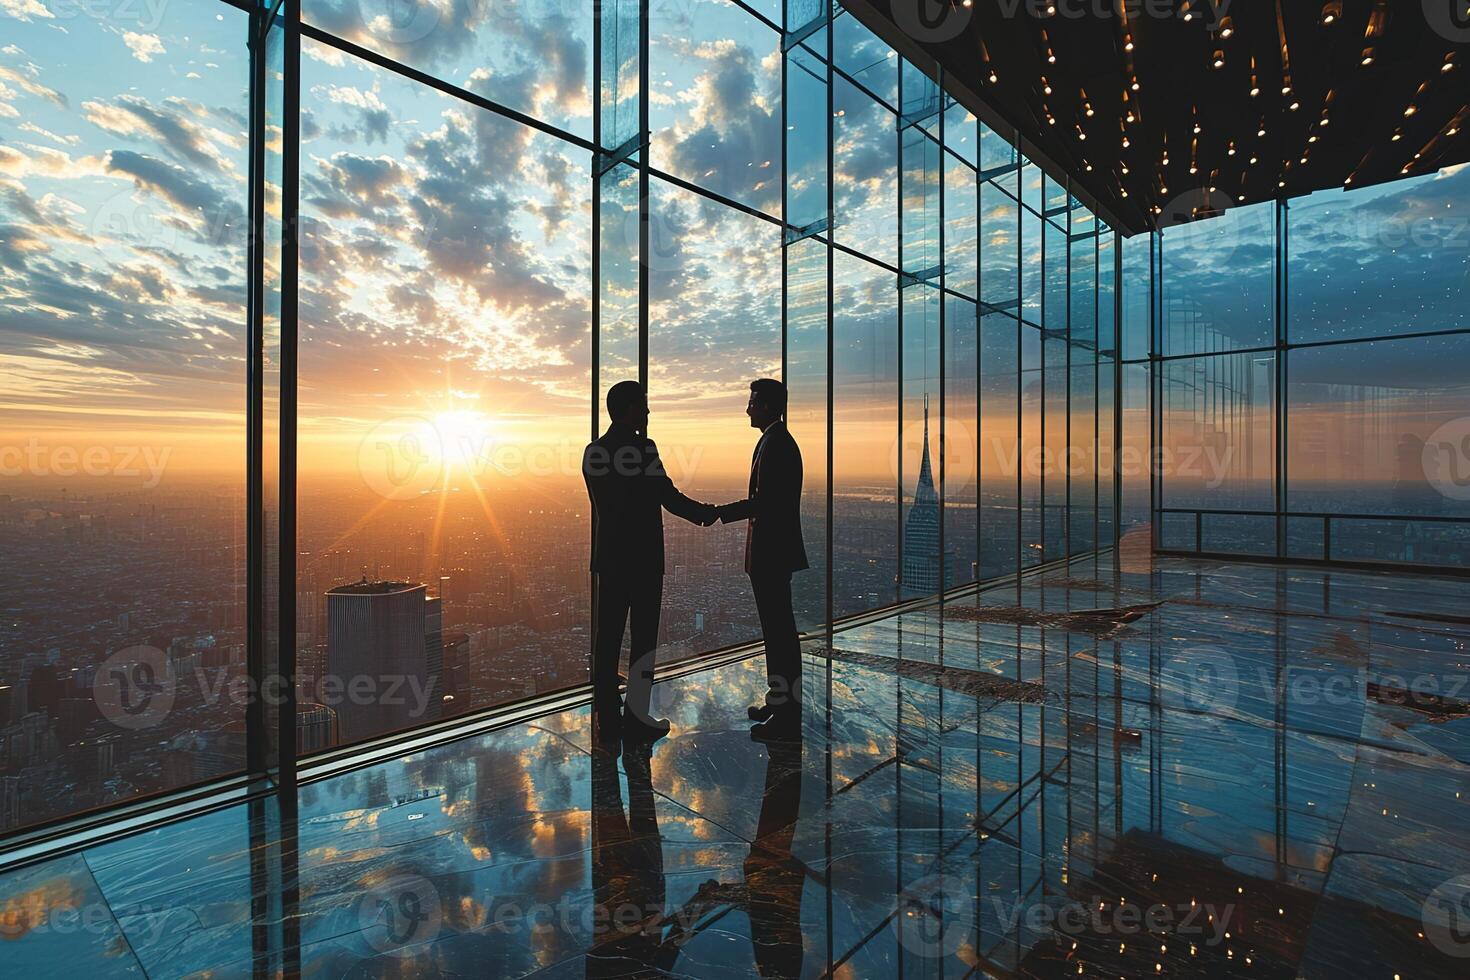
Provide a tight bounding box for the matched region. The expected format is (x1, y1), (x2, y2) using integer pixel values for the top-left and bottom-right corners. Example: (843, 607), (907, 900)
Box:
(431, 410), (496, 473)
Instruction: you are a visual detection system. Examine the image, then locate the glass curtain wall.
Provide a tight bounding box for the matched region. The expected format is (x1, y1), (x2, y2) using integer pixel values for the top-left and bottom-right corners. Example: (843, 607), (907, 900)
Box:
(0, 0), (1119, 836)
(1150, 167), (1470, 567)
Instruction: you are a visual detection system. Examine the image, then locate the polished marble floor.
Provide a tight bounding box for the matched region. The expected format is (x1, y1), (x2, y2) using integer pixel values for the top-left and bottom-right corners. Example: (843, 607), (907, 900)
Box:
(4, 554), (1470, 978)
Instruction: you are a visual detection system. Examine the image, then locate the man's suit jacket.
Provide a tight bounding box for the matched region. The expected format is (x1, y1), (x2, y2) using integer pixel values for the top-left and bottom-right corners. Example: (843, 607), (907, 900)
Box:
(720, 421), (809, 576)
(583, 422), (707, 576)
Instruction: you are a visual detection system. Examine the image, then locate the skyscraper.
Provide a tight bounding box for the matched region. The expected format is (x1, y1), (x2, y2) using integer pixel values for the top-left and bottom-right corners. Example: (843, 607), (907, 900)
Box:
(902, 398), (941, 599)
(423, 595), (444, 724)
(325, 580), (431, 743)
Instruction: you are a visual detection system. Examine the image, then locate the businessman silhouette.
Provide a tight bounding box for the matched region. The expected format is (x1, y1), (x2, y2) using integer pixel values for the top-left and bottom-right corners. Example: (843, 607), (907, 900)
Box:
(584, 380), (717, 742)
(715, 379), (808, 740)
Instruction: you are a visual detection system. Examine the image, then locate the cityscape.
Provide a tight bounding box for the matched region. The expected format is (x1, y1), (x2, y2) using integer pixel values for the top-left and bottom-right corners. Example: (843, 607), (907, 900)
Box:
(0, 461), (963, 832)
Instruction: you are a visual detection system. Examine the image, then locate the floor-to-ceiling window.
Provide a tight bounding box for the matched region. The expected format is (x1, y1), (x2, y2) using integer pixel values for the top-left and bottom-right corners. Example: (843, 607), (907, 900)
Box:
(1148, 167), (1470, 568)
(0, 0), (251, 832)
(0, 0), (1120, 835)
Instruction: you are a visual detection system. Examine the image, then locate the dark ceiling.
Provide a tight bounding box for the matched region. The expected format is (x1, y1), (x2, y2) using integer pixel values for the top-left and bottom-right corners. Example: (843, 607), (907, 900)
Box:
(848, 0), (1470, 234)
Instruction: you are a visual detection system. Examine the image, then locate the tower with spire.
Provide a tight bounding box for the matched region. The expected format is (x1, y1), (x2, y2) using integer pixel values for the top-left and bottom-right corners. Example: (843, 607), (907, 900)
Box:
(901, 395), (942, 598)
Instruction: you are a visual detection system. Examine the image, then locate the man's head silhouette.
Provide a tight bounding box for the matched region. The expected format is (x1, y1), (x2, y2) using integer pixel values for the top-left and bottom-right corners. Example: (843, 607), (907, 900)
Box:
(608, 380), (650, 432)
(746, 378), (785, 430)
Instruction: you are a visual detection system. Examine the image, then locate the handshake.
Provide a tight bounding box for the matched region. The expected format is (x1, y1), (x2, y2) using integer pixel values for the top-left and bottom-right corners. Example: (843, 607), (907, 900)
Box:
(694, 502), (729, 527)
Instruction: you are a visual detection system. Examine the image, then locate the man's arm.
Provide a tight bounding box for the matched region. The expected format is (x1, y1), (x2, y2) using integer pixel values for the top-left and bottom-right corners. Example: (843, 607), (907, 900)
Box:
(719, 437), (795, 524)
(647, 439), (716, 525)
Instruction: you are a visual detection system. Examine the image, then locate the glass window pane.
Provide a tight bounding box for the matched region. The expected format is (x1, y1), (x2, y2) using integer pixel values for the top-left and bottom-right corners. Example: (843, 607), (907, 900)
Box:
(1327, 518), (1470, 567)
(901, 59), (940, 135)
(1287, 334), (1470, 519)
(1043, 219), (1067, 332)
(1159, 201), (1275, 354)
(1121, 231), (1150, 360)
(304, 0), (594, 140)
(1071, 355), (1097, 556)
(1288, 169), (1470, 343)
(785, 0), (823, 30)
(980, 123), (1017, 175)
(945, 296), (979, 585)
(833, 251), (898, 618)
(944, 153), (977, 299)
(650, 0), (781, 215)
(1043, 332), (1067, 560)
(1021, 209), (1042, 325)
(647, 178), (781, 656)
(833, 75), (897, 268)
(0, 2), (248, 829)
(900, 285), (940, 598)
(785, 43), (828, 233)
(1021, 160), (1043, 214)
(1120, 362), (1152, 544)
(980, 314), (1020, 578)
(600, 0), (641, 148)
(1071, 232), (1097, 354)
(599, 164), (639, 423)
(900, 129), (941, 278)
(981, 179), (1019, 313)
(1201, 512), (1274, 555)
(1020, 325), (1043, 564)
(1160, 352), (1276, 512)
(943, 98), (977, 167)
(787, 238), (828, 631)
(298, 45), (592, 745)
(832, 7), (896, 107)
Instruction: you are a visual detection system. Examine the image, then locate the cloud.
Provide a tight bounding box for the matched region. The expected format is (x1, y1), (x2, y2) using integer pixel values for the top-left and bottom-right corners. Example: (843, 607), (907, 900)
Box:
(82, 94), (242, 174)
(656, 33), (780, 213)
(0, 142), (103, 179)
(0, 63), (68, 109)
(323, 84), (392, 143)
(103, 149), (245, 243)
(121, 31), (165, 63)
(17, 121), (80, 146)
(302, 151), (410, 219)
(0, 0), (52, 21)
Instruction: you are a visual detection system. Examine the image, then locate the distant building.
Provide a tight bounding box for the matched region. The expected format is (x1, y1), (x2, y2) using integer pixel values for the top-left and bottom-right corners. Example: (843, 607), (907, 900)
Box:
(0, 776), (19, 833)
(901, 398), (942, 599)
(325, 579), (443, 743)
(296, 702), (340, 754)
(424, 596), (444, 723)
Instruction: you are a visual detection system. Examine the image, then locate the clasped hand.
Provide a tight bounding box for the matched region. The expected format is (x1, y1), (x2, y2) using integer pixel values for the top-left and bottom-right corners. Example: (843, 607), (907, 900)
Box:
(695, 502), (724, 526)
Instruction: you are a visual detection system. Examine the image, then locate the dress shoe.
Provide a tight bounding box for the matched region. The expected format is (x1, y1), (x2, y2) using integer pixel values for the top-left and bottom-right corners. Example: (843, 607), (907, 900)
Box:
(622, 710), (671, 743)
(747, 702), (774, 722)
(749, 710), (800, 742)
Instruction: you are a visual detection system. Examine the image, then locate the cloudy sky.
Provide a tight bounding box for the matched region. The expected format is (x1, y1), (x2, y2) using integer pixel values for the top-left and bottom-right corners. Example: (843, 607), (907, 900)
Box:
(1, 0), (249, 480)
(10, 0), (1452, 509)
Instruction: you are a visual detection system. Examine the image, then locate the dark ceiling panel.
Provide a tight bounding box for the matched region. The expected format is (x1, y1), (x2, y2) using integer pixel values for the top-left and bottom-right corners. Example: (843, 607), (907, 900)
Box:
(848, 0), (1470, 234)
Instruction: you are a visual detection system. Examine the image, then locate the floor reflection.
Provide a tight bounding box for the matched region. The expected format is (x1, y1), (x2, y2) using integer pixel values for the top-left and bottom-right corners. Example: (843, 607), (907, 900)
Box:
(3, 554), (1469, 978)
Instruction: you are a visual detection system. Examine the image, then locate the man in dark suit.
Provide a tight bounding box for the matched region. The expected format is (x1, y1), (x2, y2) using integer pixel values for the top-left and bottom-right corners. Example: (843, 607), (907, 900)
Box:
(715, 378), (808, 739)
(584, 380), (716, 741)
